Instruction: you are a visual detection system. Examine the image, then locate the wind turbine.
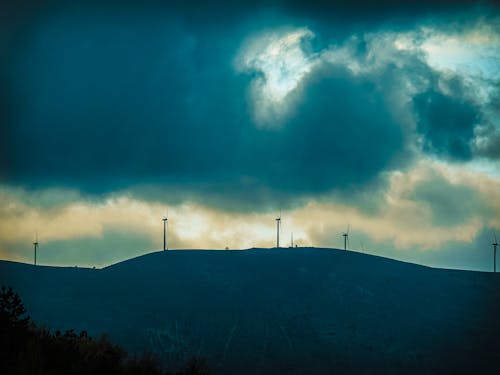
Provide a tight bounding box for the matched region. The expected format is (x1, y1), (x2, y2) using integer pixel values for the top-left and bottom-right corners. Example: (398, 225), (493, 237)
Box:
(342, 225), (350, 251)
(493, 232), (498, 273)
(291, 232), (294, 248)
(275, 211), (281, 248)
(162, 213), (168, 251)
(33, 234), (39, 266)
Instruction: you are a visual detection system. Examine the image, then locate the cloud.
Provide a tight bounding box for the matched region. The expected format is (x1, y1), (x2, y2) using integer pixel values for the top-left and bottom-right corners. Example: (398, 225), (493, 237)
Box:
(404, 166), (491, 226)
(234, 16), (500, 177)
(304, 158), (499, 249)
(2, 10), (413, 202)
(2, 11), (499, 209)
(413, 90), (478, 160)
(1, 158), (498, 269)
(316, 18), (500, 161)
(235, 27), (318, 127)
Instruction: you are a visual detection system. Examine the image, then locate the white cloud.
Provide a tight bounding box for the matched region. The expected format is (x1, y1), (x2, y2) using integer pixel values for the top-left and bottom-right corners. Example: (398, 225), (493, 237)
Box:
(237, 19), (500, 162)
(420, 23), (500, 81)
(235, 27), (319, 127)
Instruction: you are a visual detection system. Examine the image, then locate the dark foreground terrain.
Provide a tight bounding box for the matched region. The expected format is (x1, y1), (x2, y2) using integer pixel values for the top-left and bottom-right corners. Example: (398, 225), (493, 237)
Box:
(1, 248), (500, 374)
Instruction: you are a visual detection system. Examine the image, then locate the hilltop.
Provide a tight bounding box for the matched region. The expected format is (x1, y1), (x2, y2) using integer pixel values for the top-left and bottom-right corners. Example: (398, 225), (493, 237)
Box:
(1, 248), (499, 374)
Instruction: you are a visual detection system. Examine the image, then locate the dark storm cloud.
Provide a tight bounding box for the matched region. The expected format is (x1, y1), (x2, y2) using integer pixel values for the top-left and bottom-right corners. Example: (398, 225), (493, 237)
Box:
(413, 90), (478, 160)
(1, 7), (406, 201)
(3, 12), (246, 188)
(277, 66), (405, 191)
(474, 92), (500, 159)
(1, 0), (497, 208)
(478, 133), (500, 159)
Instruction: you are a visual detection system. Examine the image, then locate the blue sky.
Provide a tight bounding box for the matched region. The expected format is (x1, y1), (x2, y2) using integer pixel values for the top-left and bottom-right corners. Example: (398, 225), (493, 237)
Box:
(1, 0), (499, 270)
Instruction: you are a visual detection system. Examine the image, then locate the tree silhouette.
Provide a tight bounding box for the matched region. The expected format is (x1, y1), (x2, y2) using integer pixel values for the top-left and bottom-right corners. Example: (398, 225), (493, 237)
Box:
(0, 286), (30, 330)
(1, 286), (33, 374)
(0, 286), (209, 375)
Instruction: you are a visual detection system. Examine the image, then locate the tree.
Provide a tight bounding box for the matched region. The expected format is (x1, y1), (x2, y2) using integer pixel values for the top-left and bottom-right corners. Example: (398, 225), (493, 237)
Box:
(0, 286), (209, 375)
(0, 286), (30, 330)
(1, 286), (33, 374)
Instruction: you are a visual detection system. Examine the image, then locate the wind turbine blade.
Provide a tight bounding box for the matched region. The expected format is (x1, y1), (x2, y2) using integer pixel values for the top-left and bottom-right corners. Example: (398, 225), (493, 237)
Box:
(494, 231), (498, 243)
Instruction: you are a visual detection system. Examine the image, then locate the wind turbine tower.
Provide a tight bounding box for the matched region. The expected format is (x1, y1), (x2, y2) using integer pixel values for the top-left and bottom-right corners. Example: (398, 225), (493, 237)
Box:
(33, 235), (39, 266)
(276, 212), (281, 248)
(162, 216), (168, 251)
(493, 233), (498, 273)
(342, 225), (350, 251)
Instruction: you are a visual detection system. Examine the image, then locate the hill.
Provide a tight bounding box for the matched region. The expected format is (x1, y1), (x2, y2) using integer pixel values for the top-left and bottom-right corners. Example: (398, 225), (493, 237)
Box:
(1, 248), (500, 374)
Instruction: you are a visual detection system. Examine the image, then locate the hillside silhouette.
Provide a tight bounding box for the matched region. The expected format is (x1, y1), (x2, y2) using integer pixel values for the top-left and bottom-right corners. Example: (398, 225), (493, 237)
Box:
(1, 248), (500, 374)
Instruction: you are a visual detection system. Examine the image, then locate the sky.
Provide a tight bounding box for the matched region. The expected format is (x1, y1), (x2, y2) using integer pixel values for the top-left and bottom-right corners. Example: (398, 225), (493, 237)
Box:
(0, 0), (499, 270)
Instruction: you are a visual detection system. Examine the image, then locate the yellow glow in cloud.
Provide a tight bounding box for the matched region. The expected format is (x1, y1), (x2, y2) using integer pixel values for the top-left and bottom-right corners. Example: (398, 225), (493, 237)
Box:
(0, 158), (498, 264)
